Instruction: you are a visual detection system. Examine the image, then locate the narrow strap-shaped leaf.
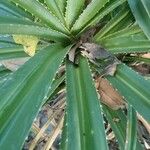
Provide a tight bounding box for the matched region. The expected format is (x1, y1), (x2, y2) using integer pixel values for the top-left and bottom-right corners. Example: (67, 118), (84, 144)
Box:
(63, 56), (108, 150)
(103, 106), (127, 149)
(0, 16), (35, 25)
(71, 0), (109, 34)
(106, 63), (150, 122)
(98, 32), (150, 54)
(11, 0), (69, 34)
(0, 0), (33, 19)
(87, 0), (126, 28)
(0, 44), (72, 150)
(103, 105), (143, 150)
(125, 105), (137, 150)
(45, 0), (65, 24)
(0, 23), (69, 42)
(96, 24), (141, 41)
(55, 0), (66, 15)
(65, 0), (85, 28)
(128, 0), (150, 40)
(94, 9), (131, 40)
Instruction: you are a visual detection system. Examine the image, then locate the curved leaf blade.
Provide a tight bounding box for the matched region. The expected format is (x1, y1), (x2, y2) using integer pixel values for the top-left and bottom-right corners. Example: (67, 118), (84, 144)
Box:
(88, 0), (126, 28)
(0, 44), (72, 150)
(94, 8), (131, 40)
(45, 0), (65, 24)
(103, 106), (127, 149)
(0, 23), (69, 42)
(71, 0), (109, 34)
(11, 0), (69, 34)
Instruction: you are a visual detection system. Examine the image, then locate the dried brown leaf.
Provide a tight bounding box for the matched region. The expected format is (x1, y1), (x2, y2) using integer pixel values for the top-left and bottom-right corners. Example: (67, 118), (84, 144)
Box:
(96, 77), (125, 110)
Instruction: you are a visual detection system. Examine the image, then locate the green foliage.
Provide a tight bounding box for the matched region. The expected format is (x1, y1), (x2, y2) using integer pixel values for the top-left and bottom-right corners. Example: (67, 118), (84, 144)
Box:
(0, 0), (150, 149)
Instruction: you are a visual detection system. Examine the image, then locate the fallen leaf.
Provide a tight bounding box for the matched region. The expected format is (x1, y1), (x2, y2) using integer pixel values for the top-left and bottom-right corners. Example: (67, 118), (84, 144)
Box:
(96, 77), (125, 110)
(13, 35), (39, 57)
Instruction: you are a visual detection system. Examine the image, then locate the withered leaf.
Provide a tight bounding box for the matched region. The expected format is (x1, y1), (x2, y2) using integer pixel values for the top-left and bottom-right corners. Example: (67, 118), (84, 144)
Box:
(80, 42), (120, 76)
(96, 77), (125, 110)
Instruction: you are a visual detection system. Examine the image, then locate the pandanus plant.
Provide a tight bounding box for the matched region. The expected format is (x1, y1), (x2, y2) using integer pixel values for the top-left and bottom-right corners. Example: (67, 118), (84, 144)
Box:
(0, 0), (150, 149)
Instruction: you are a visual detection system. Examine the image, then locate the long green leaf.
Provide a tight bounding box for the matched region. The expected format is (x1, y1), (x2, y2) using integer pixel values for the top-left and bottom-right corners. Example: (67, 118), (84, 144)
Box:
(103, 105), (143, 150)
(106, 64), (150, 122)
(62, 56), (108, 150)
(47, 74), (65, 102)
(125, 105), (137, 150)
(65, 0), (85, 28)
(0, 64), (11, 78)
(88, 0), (126, 27)
(94, 9), (131, 40)
(71, 0), (109, 34)
(0, 44), (72, 150)
(96, 24), (141, 41)
(11, 0), (69, 34)
(97, 32), (150, 54)
(103, 106), (127, 149)
(45, 0), (65, 24)
(0, 22), (69, 42)
(128, 0), (150, 40)
(78, 0), (127, 35)
(55, 0), (66, 15)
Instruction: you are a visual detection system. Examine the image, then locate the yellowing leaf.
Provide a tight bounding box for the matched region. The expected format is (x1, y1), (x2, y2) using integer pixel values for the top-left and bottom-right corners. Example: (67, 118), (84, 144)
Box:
(13, 35), (39, 57)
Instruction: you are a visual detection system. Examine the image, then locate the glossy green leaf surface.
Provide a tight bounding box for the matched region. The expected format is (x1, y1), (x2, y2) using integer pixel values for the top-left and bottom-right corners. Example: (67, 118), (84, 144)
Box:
(107, 64), (150, 122)
(0, 44), (71, 150)
(128, 0), (150, 40)
(62, 56), (108, 150)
